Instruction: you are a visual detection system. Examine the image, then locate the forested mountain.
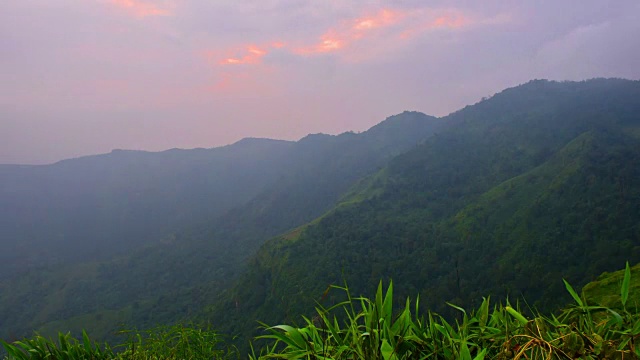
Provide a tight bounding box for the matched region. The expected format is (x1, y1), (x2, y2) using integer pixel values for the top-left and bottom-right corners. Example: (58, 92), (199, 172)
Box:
(0, 111), (441, 341)
(208, 79), (640, 344)
(2, 79), (639, 352)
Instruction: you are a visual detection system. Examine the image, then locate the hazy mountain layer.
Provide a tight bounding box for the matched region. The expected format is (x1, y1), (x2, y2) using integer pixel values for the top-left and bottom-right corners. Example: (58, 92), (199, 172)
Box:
(0, 111), (442, 340)
(0, 138), (294, 276)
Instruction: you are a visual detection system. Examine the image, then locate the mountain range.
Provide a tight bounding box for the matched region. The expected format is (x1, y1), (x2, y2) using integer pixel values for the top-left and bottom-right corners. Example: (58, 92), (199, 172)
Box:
(1, 78), (639, 349)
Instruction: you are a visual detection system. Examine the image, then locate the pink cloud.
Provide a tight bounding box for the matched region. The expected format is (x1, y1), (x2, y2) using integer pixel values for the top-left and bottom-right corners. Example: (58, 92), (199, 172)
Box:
(108, 0), (172, 18)
(352, 9), (406, 31)
(202, 6), (498, 89)
(400, 12), (470, 39)
(295, 8), (405, 55)
(207, 7), (479, 65)
(210, 45), (270, 65)
(214, 9), (480, 93)
(294, 32), (346, 55)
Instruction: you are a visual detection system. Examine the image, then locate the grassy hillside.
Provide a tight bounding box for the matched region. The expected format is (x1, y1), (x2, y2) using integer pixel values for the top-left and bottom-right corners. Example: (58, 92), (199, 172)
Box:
(583, 262), (640, 311)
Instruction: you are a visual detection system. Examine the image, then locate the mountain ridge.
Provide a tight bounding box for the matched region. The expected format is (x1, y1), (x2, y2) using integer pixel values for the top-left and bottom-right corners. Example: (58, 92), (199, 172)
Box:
(207, 78), (640, 344)
(0, 109), (443, 341)
(1, 78), (638, 349)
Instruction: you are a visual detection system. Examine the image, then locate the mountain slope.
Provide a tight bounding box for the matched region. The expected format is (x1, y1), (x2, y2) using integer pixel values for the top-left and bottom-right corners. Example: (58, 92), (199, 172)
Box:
(0, 138), (293, 277)
(0, 111), (442, 341)
(211, 79), (640, 343)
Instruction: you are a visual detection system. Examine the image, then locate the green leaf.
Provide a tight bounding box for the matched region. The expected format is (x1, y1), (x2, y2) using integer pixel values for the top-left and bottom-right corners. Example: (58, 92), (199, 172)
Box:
(621, 261), (631, 307)
(82, 330), (92, 352)
(473, 348), (487, 360)
(260, 325), (307, 350)
(381, 339), (398, 360)
(382, 281), (393, 325)
(505, 306), (528, 325)
(1, 340), (27, 360)
(459, 341), (472, 360)
(446, 302), (467, 316)
(478, 297), (489, 329)
(563, 279), (583, 307)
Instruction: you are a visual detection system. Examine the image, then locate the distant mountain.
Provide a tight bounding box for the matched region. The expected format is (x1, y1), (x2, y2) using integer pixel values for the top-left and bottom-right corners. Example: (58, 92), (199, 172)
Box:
(209, 79), (640, 344)
(0, 111), (442, 340)
(0, 138), (294, 276)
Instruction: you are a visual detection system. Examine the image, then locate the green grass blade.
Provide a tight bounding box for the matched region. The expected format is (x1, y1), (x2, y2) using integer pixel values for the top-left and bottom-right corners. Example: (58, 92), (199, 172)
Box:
(622, 261), (631, 307)
(82, 330), (92, 352)
(563, 279), (584, 307)
(473, 348), (487, 360)
(505, 306), (528, 325)
(1, 340), (27, 360)
(478, 297), (489, 329)
(459, 341), (472, 360)
(381, 339), (398, 360)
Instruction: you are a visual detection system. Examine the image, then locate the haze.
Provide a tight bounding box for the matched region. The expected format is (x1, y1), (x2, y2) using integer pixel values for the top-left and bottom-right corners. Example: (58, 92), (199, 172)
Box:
(1, 0), (639, 164)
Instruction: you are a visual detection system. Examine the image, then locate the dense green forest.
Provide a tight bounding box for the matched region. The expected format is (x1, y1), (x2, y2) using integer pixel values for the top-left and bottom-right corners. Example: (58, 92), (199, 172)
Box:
(209, 79), (640, 345)
(1, 79), (639, 357)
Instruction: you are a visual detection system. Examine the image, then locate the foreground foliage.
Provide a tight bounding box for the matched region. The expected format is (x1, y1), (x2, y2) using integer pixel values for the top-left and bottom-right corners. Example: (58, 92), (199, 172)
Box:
(1, 325), (238, 360)
(254, 264), (640, 359)
(3, 264), (639, 359)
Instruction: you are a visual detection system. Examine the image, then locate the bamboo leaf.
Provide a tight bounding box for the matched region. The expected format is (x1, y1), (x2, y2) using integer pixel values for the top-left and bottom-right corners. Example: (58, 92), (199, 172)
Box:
(607, 309), (623, 325)
(446, 302), (467, 315)
(505, 306), (528, 325)
(1, 340), (27, 360)
(82, 330), (92, 352)
(621, 261), (631, 307)
(381, 339), (398, 360)
(459, 341), (472, 360)
(563, 279), (584, 307)
(473, 348), (487, 360)
(478, 297), (489, 329)
(382, 281), (393, 325)
(282, 325), (308, 350)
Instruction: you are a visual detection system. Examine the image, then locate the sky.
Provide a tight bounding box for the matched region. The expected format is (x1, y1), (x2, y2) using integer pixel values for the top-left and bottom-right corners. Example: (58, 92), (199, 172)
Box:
(1, 1), (639, 164)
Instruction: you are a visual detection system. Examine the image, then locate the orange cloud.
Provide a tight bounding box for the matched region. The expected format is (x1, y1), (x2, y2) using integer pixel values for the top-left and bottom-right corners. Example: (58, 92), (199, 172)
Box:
(295, 8), (405, 55)
(433, 15), (467, 28)
(108, 0), (171, 18)
(294, 32), (345, 55)
(218, 45), (269, 65)
(203, 5), (493, 92)
(353, 9), (405, 31)
(207, 7), (478, 65)
(400, 12), (470, 39)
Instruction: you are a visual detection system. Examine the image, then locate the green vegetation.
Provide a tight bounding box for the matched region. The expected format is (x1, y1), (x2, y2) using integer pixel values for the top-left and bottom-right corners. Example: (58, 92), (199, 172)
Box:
(583, 262), (640, 311)
(4, 268), (640, 359)
(254, 278), (640, 359)
(2, 325), (238, 360)
(210, 79), (640, 343)
(2, 79), (640, 353)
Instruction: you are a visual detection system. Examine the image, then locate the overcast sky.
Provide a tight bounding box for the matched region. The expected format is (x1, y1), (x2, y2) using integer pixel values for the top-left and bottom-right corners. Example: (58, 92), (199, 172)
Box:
(1, 1), (639, 164)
